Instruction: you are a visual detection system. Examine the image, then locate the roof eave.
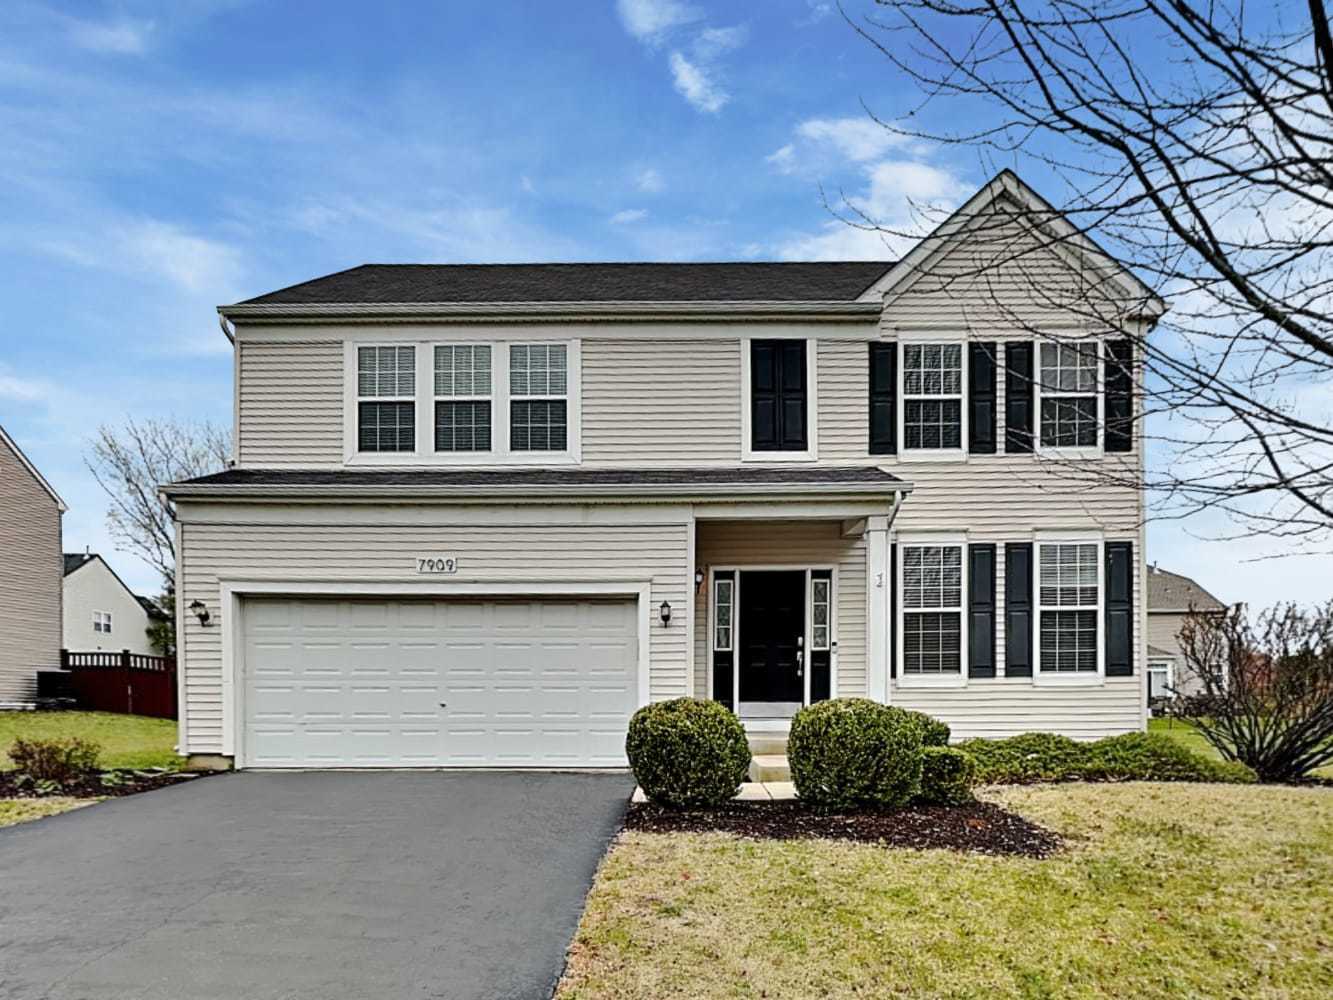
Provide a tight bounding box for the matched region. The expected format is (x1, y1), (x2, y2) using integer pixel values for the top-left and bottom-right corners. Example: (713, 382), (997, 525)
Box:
(216, 300), (883, 325)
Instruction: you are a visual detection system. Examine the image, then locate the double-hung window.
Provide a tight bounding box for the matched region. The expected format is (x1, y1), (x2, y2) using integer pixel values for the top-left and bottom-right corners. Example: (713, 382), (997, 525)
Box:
(93, 610), (112, 634)
(510, 344), (567, 451)
(900, 543), (964, 677)
(434, 345), (491, 452)
(1038, 343), (1099, 449)
(357, 346), (416, 452)
(1037, 541), (1101, 676)
(902, 344), (963, 451)
(1147, 660), (1174, 701)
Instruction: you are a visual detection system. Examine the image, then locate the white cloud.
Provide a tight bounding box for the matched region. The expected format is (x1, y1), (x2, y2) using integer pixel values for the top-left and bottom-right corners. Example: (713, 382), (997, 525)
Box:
(796, 117), (904, 163)
(610, 208), (648, 224)
(39, 219), (243, 294)
(694, 24), (748, 60)
(766, 143), (796, 172)
(615, 0), (701, 45)
(0, 366), (48, 402)
(669, 51), (728, 114)
(797, 1), (834, 25)
(635, 168), (664, 193)
(66, 16), (154, 55)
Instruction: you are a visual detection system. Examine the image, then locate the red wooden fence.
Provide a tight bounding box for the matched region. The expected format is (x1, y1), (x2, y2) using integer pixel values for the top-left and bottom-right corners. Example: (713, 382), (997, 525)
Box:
(60, 650), (178, 720)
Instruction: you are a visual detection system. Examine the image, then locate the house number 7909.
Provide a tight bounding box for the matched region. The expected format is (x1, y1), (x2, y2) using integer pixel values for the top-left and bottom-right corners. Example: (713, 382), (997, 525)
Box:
(416, 556), (459, 574)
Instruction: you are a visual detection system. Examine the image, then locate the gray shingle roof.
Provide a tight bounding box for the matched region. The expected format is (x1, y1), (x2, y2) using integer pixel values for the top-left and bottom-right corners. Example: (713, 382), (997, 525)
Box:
(63, 552), (93, 576)
(1147, 567), (1226, 612)
(238, 262), (894, 306)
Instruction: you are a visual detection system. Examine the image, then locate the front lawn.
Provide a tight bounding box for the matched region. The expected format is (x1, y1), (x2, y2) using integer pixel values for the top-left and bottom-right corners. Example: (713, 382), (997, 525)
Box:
(0, 712), (181, 771)
(0, 797), (95, 828)
(1149, 717), (1333, 780)
(557, 783), (1333, 999)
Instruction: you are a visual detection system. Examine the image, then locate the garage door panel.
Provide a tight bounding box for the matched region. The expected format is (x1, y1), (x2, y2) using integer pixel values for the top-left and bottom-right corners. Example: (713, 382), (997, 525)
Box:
(242, 596), (638, 768)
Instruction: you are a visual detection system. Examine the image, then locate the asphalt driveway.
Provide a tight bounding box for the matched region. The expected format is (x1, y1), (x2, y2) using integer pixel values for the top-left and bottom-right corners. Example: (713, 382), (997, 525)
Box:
(0, 771), (632, 1000)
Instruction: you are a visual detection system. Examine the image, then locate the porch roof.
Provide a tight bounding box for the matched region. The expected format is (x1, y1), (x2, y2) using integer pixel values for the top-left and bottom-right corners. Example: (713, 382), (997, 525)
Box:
(164, 465), (909, 502)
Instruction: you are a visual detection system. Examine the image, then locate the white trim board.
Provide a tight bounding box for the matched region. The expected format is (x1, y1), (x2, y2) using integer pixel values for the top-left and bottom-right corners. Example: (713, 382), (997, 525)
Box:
(0, 424), (67, 511)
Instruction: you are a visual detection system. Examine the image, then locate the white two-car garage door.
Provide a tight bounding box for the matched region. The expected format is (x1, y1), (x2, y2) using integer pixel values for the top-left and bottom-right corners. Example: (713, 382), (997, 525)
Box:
(240, 596), (639, 768)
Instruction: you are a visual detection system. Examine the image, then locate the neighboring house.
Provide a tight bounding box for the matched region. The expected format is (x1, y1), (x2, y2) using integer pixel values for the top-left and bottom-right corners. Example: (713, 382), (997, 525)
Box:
(1146, 565), (1228, 701)
(62, 552), (165, 656)
(0, 424), (65, 706)
(165, 170), (1162, 769)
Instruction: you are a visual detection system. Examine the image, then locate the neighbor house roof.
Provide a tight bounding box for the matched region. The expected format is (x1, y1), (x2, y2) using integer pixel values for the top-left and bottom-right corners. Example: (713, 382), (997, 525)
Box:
(1147, 566), (1226, 613)
(135, 595), (168, 620)
(165, 465), (910, 501)
(63, 552), (95, 576)
(234, 262), (896, 308)
(64, 552), (161, 619)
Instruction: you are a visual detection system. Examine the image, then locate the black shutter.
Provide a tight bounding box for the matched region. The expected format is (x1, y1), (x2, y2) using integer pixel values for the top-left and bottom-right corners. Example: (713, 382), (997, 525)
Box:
(1105, 541), (1134, 676)
(1004, 542), (1033, 677)
(968, 543), (996, 677)
(888, 543), (897, 678)
(968, 343), (997, 454)
(1104, 339), (1134, 453)
(1005, 342), (1034, 453)
(751, 340), (807, 451)
(869, 342), (897, 455)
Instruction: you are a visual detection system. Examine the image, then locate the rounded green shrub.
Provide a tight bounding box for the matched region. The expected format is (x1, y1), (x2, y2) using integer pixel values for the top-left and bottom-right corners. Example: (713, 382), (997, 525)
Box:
(904, 710), (951, 748)
(1082, 732), (1257, 784)
(916, 746), (977, 805)
(958, 732), (1088, 784)
(625, 698), (750, 808)
(787, 698), (924, 811)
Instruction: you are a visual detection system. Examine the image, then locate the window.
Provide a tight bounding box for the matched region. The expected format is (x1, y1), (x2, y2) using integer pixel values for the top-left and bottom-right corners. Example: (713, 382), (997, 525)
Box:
(358, 346), (416, 452)
(93, 610), (112, 634)
(434, 345), (491, 452)
(901, 544), (964, 674)
(811, 576), (831, 651)
(714, 577), (734, 651)
(749, 339), (809, 453)
(510, 344), (567, 451)
(902, 344), (963, 450)
(1037, 542), (1100, 673)
(1039, 342), (1098, 448)
(1148, 660), (1174, 700)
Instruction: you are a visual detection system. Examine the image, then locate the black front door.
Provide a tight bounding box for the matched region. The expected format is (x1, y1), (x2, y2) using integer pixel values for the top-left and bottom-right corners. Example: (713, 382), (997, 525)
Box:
(739, 571), (805, 705)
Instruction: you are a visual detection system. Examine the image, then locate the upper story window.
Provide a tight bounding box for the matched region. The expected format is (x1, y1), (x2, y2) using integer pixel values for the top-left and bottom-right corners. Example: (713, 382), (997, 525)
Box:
(358, 346), (416, 452)
(1037, 541), (1101, 675)
(900, 543), (964, 676)
(1038, 343), (1099, 449)
(746, 339), (812, 459)
(510, 344), (567, 451)
(93, 610), (112, 634)
(435, 345), (492, 452)
(902, 344), (963, 451)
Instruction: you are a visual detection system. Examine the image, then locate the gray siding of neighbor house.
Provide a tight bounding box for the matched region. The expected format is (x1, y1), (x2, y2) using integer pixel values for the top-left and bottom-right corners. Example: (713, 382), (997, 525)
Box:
(0, 435), (62, 702)
(1147, 611), (1207, 696)
(175, 502), (692, 755)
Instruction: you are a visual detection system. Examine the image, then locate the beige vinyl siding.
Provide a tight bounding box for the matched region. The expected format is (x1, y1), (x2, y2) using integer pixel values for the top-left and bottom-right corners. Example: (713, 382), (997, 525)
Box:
(693, 520), (867, 700)
(894, 678), (1142, 741)
(237, 339), (343, 466)
(582, 338), (741, 465)
(0, 435), (62, 702)
(177, 506), (690, 755)
(1146, 611), (1208, 695)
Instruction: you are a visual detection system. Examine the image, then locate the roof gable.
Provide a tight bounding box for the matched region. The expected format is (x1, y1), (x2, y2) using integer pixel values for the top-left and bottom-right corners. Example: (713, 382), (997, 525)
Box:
(0, 424), (66, 511)
(62, 552), (153, 614)
(1147, 567), (1226, 612)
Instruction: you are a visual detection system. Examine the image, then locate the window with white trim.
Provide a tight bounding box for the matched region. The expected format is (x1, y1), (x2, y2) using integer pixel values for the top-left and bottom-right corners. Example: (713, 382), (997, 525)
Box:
(510, 343), (567, 451)
(93, 610), (112, 634)
(357, 345), (416, 452)
(713, 577), (733, 651)
(434, 345), (491, 452)
(902, 344), (963, 450)
(1147, 660), (1174, 700)
(1038, 542), (1100, 673)
(811, 576), (831, 651)
(901, 544), (963, 674)
(1039, 342), (1098, 448)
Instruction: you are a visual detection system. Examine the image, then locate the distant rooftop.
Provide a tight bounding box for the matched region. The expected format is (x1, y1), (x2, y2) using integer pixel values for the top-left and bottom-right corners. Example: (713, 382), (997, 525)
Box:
(1147, 566), (1226, 612)
(236, 261), (895, 306)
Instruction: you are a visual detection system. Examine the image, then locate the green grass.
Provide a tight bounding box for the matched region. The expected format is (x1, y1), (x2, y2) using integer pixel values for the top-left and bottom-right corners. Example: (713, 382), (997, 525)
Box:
(0, 797), (96, 828)
(0, 712), (181, 771)
(557, 784), (1333, 999)
(1150, 717), (1333, 780)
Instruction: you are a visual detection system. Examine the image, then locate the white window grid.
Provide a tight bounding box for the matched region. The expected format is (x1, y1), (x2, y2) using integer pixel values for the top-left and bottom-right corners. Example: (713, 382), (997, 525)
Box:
(93, 610), (112, 634)
(900, 544), (964, 675)
(510, 343), (568, 452)
(434, 345), (492, 453)
(901, 343), (964, 451)
(357, 345), (416, 453)
(811, 577), (831, 651)
(1037, 541), (1101, 674)
(713, 577), (733, 651)
(1038, 341), (1099, 450)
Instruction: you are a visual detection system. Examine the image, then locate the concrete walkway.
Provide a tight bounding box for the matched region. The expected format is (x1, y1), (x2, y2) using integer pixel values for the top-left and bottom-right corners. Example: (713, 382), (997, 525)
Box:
(631, 780), (797, 802)
(0, 770), (632, 1000)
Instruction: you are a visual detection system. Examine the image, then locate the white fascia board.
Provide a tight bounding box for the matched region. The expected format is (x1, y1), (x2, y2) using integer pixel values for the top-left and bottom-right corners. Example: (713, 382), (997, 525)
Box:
(0, 424), (67, 511)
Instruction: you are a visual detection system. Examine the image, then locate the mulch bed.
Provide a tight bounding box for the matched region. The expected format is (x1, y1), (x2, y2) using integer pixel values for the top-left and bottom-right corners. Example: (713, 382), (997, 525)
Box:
(625, 799), (1063, 858)
(0, 769), (214, 799)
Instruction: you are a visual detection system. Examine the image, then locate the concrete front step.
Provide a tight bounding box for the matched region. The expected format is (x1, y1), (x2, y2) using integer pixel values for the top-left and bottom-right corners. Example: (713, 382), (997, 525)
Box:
(746, 735), (789, 757)
(748, 753), (791, 783)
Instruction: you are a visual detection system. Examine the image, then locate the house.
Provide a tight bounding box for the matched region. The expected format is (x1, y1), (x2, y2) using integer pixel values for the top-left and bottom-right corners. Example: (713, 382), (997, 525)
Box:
(62, 552), (165, 656)
(0, 424), (65, 706)
(1146, 565), (1227, 701)
(164, 170), (1162, 770)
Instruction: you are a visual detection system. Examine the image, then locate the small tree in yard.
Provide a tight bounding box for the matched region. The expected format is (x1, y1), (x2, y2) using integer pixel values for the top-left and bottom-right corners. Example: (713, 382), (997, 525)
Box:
(1177, 602), (1333, 782)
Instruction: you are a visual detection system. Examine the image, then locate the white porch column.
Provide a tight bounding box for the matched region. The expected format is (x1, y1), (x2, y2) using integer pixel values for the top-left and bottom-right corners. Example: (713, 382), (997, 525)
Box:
(865, 514), (891, 703)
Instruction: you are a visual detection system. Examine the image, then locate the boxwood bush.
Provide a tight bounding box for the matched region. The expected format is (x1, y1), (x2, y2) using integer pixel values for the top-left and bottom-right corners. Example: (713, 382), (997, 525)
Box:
(787, 698), (923, 811)
(625, 699), (750, 808)
(916, 746), (977, 805)
(958, 732), (1089, 784)
(1083, 732), (1256, 784)
(904, 710), (951, 748)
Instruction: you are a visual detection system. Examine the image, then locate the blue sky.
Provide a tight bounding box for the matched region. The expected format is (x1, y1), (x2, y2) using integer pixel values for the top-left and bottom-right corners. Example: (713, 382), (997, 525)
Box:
(0, 0), (1323, 605)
